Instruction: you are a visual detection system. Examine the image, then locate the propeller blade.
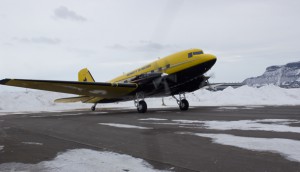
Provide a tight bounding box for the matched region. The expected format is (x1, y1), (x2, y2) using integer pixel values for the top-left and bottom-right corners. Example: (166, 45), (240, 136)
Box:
(162, 78), (171, 94)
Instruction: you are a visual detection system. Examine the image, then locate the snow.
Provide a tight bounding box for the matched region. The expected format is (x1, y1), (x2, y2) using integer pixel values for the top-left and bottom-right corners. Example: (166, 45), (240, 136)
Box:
(1, 85), (300, 114)
(139, 118), (168, 121)
(99, 123), (152, 129)
(187, 85), (300, 106)
(172, 119), (300, 133)
(22, 142), (43, 145)
(0, 149), (170, 172)
(183, 133), (300, 163)
(0, 90), (90, 114)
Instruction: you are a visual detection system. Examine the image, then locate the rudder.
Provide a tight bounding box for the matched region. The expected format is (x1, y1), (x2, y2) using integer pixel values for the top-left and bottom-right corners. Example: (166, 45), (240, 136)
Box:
(78, 68), (95, 82)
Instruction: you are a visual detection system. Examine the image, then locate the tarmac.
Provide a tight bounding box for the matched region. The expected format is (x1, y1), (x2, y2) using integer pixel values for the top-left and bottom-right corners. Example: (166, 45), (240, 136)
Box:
(1, 106), (300, 172)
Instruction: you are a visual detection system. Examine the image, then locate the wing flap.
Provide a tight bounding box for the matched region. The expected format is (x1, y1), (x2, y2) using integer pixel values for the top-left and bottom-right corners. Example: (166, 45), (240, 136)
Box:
(0, 79), (137, 98)
(55, 96), (104, 103)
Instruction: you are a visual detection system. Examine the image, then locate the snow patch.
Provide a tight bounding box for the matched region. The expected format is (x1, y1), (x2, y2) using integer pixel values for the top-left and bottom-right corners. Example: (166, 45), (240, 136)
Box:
(173, 120), (203, 124)
(172, 119), (300, 133)
(140, 122), (179, 125)
(0, 149), (170, 172)
(186, 133), (300, 163)
(99, 123), (152, 129)
(139, 118), (168, 121)
(22, 142), (43, 146)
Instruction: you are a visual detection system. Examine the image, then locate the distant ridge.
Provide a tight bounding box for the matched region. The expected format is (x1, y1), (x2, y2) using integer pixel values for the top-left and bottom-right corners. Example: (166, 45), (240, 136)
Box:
(243, 61), (300, 88)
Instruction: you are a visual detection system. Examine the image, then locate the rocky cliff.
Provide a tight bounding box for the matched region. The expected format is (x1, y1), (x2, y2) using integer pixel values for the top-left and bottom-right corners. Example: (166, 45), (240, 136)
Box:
(243, 61), (300, 88)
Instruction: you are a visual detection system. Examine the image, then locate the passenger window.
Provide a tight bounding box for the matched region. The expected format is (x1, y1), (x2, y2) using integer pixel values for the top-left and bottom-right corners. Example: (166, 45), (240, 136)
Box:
(166, 64), (170, 68)
(188, 53), (193, 58)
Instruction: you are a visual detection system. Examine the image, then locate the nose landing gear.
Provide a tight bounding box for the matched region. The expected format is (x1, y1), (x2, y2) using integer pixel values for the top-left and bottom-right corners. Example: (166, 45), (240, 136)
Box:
(172, 93), (189, 111)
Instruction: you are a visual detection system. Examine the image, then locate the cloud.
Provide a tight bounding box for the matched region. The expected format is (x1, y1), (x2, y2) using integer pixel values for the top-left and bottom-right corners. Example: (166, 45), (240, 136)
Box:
(134, 40), (177, 51)
(137, 41), (164, 50)
(53, 6), (87, 22)
(13, 37), (61, 45)
(106, 44), (127, 50)
(107, 41), (177, 52)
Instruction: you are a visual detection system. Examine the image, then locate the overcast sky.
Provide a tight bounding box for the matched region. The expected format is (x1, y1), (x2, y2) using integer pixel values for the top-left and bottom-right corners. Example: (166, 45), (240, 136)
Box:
(1, 0), (300, 86)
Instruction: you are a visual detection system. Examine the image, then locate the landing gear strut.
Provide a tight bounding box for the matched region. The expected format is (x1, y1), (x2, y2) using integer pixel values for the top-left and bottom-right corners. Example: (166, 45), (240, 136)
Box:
(91, 103), (97, 111)
(134, 93), (147, 113)
(172, 93), (189, 111)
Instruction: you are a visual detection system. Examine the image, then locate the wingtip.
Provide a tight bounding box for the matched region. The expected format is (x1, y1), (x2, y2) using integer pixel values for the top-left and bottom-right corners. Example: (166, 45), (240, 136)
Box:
(0, 79), (11, 85)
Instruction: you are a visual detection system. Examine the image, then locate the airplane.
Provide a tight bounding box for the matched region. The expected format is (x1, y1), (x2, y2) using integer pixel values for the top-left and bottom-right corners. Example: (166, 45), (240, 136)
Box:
(0, 48), (217, 113)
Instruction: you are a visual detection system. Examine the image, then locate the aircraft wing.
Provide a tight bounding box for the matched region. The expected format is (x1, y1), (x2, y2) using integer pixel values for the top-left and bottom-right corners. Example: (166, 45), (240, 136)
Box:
(0, 79), (137, 98)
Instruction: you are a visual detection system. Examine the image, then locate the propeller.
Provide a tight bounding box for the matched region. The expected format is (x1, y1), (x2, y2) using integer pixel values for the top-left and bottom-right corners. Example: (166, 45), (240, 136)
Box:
(200, 75), (215, 91)
(152, 73), (174, 95)
(207, 72), (215, 79)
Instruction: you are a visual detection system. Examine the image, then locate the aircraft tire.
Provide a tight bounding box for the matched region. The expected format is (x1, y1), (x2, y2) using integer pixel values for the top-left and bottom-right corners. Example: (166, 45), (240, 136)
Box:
(137, 100), (147, 113)
(91, 106), (96, 111)
(179, 99), (189, 111)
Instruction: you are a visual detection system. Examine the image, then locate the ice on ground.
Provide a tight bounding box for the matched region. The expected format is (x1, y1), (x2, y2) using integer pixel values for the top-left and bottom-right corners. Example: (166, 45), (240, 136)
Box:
(99, 123), (152, 129)
(0, 145), (3, 151)
(0, 149), (170, 172)
(139, 118), (168, 121)
(172, 119), (300, 133)
(22, 142), (43, 145)
(1, 85), (300, 113)
(184, 133), (300, 163)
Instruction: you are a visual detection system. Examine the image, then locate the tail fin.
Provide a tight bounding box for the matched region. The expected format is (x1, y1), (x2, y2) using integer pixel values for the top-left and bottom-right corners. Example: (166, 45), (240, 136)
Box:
(78, 68), (95, 82)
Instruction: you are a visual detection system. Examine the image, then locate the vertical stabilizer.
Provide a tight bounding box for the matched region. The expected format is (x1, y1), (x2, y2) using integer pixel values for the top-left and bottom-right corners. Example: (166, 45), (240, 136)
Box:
(78, 68), (95, 82)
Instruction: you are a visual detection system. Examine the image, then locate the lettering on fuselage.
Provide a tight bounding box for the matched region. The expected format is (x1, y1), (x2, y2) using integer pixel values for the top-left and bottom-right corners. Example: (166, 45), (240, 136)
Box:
(126, 64), (151, 76)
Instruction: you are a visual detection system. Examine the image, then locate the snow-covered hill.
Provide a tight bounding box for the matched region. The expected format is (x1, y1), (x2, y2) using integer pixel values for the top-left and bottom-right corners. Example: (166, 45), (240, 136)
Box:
(243, 61), (300, 88)
(1, 85), (300, 114)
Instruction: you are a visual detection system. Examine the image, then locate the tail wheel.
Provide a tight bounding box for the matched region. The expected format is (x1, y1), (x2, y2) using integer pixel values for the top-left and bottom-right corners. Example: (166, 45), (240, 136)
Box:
(179, 99), (189, 111)
(137, 100), (147, 113)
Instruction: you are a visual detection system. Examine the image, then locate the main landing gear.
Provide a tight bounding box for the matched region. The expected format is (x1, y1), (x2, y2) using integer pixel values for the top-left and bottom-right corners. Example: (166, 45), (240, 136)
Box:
(134, 92), (189, 113)
(91, 103), (97, 111)
(134, 93), (147, 113)
(172, 93), (189, 111)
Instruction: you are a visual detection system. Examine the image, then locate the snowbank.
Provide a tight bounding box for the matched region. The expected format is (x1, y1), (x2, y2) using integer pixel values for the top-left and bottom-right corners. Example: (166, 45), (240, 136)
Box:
(0, 90), (90, 114)
(0, 85), (300, 114)
(0, 149), (169, 172)
(188, 85), (300, 106)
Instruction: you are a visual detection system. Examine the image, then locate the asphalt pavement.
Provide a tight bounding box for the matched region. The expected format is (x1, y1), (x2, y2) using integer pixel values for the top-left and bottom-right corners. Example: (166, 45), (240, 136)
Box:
(1, 106), (300, 172)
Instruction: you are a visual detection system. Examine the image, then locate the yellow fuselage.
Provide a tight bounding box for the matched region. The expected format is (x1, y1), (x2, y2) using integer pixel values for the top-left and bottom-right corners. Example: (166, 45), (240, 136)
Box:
(110, 48), (217, 83)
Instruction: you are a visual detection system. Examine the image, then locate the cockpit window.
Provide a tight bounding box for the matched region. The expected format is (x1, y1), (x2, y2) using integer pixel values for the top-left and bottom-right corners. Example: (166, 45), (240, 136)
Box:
(193, 51), (203, 55)
(188, 51), (203, 58)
